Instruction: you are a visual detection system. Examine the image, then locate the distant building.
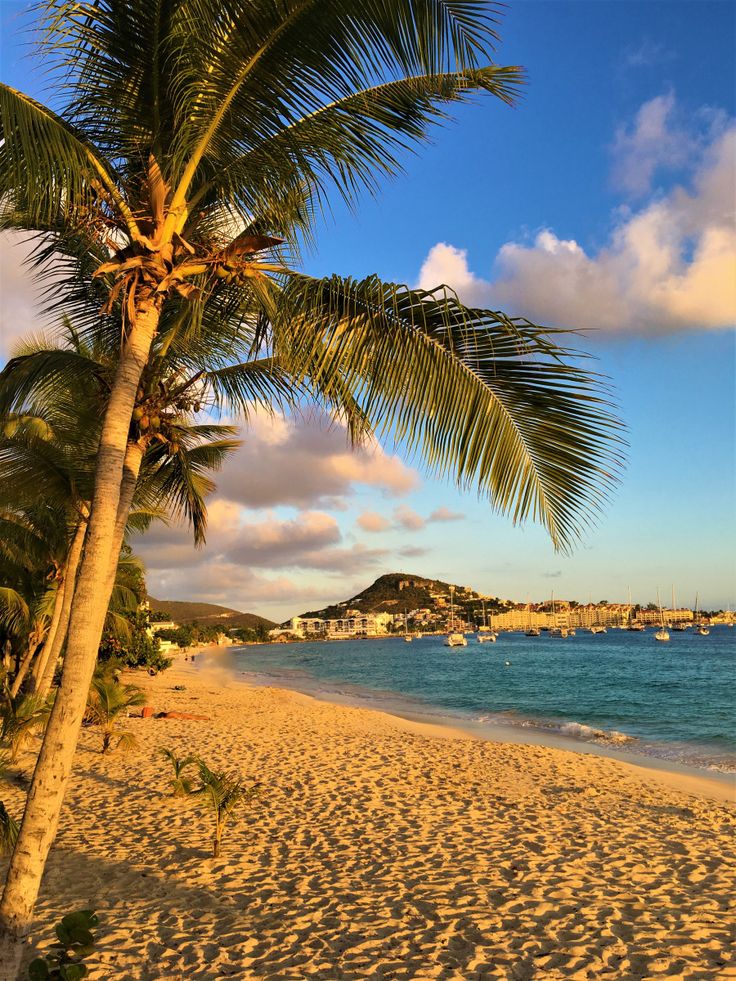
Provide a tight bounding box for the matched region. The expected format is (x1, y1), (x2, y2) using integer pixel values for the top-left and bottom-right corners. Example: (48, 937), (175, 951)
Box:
(149, 620), (177, 633)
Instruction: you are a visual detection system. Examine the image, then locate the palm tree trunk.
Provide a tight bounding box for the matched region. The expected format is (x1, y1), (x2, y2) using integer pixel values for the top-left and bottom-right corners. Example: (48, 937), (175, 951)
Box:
(13, 582), (66, 698)
(32, 512), (90, 696)
(8, 624), (51, 700)
(35, 440), (141, 701)
(32, 515), (89, 701)
(0, 303), (160, 979)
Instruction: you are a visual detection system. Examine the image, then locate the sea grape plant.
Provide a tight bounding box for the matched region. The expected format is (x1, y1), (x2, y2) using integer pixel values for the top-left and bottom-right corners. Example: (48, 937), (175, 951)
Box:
(27, 909), (98, 980)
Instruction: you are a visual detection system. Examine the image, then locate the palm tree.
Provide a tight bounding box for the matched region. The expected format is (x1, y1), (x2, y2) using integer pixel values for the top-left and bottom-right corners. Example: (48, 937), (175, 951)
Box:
(159, 748), (199, 798)
(1, 324), (242, 698)
(84, 676), (145, 754)
(0, 2), (623, 969)
(0, 694), (51, 765)
(193, 760), (261, 858)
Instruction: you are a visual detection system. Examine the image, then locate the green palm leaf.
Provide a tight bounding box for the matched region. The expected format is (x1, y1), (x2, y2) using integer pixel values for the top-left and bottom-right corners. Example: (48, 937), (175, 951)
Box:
(271, 274), (625, 550)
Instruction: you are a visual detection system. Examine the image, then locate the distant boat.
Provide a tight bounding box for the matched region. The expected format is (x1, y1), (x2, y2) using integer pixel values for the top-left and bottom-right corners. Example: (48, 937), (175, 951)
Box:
(654, 587), (670, 643)
(402, 609), (412, 642)
(590, 625), (607, 634)
(671, 585), (688, 631)
(549, 591), (569, 637)
(694, 593), (710, 635)
(477, 600), (497, 642)
(445, 587), (467, 647)
(626, 586), (644, 630)
(524, 599), (540, 636)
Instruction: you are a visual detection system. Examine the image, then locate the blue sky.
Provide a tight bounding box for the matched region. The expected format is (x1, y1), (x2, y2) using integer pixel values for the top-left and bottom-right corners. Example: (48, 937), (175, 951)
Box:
(1, 1), (734, 617)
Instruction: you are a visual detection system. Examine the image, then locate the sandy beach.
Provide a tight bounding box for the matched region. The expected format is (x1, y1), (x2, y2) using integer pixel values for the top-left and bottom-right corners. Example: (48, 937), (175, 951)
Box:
(4, 659), (735, 980)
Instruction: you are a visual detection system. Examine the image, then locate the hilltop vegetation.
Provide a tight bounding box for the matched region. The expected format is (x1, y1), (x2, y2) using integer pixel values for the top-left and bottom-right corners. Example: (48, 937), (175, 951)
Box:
(300, 573), (505, 621)
(147, 598), (276, 631)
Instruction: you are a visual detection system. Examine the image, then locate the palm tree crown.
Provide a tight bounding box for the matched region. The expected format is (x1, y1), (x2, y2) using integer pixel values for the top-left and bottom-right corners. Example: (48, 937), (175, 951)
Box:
(1, 0), (624, 549)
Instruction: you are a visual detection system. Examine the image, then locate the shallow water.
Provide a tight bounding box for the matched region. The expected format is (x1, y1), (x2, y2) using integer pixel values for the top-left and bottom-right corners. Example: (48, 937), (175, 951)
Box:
(218, 626), (735, 773)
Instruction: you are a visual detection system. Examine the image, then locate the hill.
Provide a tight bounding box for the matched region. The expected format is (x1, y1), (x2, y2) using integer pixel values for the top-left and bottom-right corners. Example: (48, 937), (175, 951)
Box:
(147, 597), (276, 631)
(300, 573), (502, 621)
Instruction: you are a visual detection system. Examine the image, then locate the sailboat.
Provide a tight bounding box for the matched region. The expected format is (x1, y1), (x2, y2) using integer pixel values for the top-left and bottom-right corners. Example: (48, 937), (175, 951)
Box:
(477, 600), (497, 643)
(694, 593), (710, 635)
(403, 610), (412, 642)
(671, 585), (688, 630)
(444, 586), (467, 647)
(654, 588), (670, 642)
(626, 586), (644, 631)
(525, 599), (540, 637)
(549, 590), (569, 637)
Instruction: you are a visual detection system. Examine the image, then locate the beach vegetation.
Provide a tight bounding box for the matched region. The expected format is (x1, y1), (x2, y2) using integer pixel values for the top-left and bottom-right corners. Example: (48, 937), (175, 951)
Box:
(0, 802), (20, 857)
(159, 748), (199, 797)
(0, 1), (624, 965)
(27, 909), (98, 981)
(98, 609), (172, 674)
(84, 677), (145, 754)
(0, 692), (51, 762)
(193, 761), (261, 858)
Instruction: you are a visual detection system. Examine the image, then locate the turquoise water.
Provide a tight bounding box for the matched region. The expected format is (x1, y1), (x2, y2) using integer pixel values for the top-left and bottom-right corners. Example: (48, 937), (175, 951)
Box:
(222, 627), (736, 772)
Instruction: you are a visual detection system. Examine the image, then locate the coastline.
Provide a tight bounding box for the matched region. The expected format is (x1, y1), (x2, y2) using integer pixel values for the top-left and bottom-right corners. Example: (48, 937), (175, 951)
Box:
(5, 658), (734, 978)
(189, 645), (736, 802)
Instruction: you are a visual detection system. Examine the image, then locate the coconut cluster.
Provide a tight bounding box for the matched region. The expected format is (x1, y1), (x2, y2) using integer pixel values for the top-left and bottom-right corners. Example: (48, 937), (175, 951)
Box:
(131, 378), (201, 454)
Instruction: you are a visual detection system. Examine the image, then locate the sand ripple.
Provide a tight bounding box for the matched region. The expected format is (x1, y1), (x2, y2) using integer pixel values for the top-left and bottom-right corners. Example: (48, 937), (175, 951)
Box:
(2, 665), (734, 980)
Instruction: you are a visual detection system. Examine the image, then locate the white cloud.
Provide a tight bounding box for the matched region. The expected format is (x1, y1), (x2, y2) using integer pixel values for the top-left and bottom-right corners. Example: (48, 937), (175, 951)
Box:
(622, 40), (675, 70)
(356, 511), (392, 533)
(418, 104), (736, 335)
(0, 233), (46, 361)
(216, 410), (419, 509)
(429, 506), (465, 523)
(135, 504), (391, 618)
(224, 511), (341, 567)
(393, 505), (426, 531)
(611, 92), (689, 197)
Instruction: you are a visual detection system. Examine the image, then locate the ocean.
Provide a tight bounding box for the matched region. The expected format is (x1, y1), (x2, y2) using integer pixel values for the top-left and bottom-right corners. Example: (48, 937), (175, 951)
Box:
(217, 626), (736, 774)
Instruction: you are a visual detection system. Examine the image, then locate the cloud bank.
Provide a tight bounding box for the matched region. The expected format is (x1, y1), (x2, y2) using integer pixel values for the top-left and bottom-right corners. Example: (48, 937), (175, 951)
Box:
(134, 411), (423, 615)
(418, 97), (736, 334)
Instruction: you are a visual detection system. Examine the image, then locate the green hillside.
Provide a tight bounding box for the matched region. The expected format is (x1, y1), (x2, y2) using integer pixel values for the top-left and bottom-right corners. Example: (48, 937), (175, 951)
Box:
(300, 573), (502, 620)
(147, 597), (276, 630)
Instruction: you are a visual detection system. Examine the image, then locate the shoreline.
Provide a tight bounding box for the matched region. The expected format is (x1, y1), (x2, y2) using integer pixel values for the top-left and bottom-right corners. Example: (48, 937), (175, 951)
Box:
(183, 648), (735, 803)
(6, 657), (733, 978)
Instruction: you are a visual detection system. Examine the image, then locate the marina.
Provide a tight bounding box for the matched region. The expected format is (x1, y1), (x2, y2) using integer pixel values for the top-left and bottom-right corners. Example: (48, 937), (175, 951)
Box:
(227, 625), (736, 774)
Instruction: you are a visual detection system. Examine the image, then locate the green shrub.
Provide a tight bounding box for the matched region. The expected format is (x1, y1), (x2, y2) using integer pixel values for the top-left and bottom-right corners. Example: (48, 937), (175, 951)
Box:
(28, 909), (98, 980)
(0, 800), (19, 855)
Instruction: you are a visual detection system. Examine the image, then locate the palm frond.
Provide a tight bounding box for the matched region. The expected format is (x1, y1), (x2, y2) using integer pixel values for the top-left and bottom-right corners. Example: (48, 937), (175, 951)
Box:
(0, 83), (137, 237)
(272, 274), (625, 550)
